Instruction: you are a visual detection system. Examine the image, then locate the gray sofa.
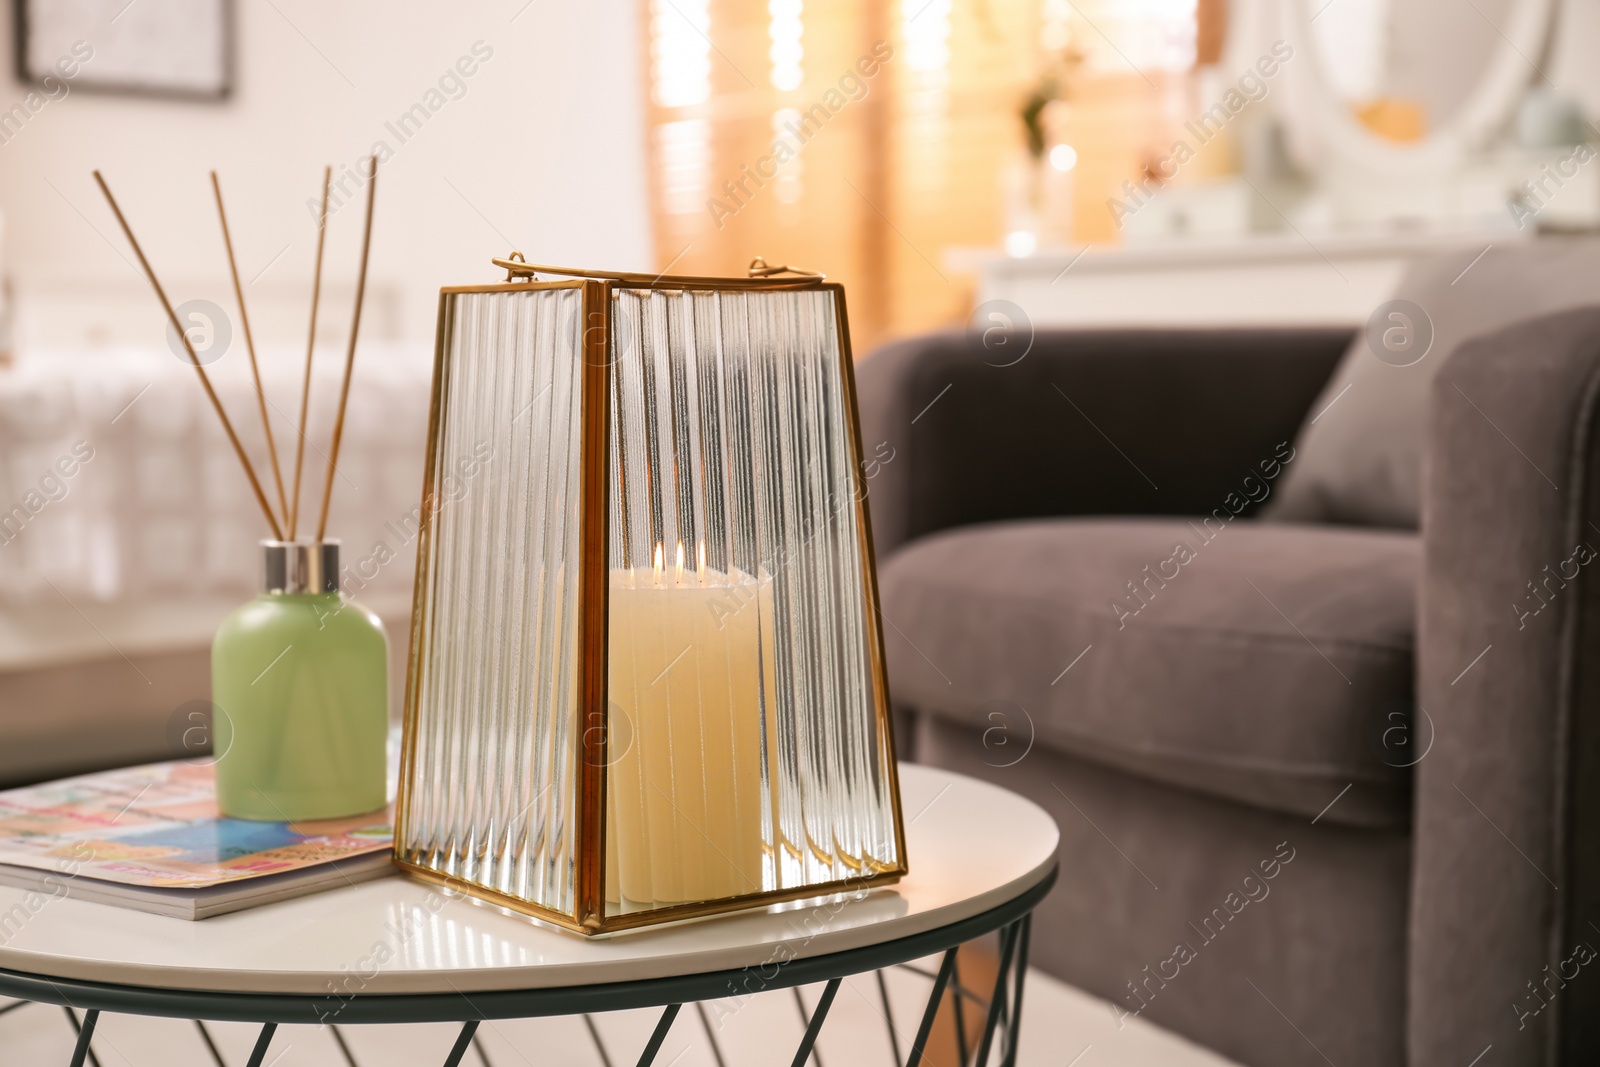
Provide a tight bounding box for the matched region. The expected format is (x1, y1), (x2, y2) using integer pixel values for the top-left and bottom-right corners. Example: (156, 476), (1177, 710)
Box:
(856, 306), (1600, 1065)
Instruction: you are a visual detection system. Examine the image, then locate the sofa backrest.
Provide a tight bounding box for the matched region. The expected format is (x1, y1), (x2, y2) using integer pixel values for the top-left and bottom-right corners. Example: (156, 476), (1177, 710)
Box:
(853, 327), (1349, 558)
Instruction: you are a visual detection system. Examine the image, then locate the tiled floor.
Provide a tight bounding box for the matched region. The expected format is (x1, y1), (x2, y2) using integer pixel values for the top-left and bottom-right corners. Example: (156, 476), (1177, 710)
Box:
(0, 966), (1238, 1067)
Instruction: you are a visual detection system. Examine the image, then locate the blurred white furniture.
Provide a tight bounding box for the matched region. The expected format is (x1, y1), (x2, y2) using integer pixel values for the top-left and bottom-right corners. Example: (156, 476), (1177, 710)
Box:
(950, 230), (1529, 329)
(0, 341), (431, 648)
(0, 340), (432, 782)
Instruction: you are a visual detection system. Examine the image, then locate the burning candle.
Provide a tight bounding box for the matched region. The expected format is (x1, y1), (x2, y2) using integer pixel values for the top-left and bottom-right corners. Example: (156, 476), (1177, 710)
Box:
(606, 542), (774, 907)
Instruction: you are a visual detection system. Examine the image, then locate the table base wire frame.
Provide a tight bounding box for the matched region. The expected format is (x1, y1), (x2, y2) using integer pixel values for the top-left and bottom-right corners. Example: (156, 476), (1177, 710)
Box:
(3, 916), (1034, 1067)
(0, 870), (1052, 1067)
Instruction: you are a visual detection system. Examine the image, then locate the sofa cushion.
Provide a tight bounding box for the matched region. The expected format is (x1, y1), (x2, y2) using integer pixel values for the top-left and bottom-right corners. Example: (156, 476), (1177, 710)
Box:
(879, 517), (1418, 827)
(1266, 236), (1600, 528)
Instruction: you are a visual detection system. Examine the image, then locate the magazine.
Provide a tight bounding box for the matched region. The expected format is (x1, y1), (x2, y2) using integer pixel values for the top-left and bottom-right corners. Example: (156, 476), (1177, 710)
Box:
(0, 761), (394, 919)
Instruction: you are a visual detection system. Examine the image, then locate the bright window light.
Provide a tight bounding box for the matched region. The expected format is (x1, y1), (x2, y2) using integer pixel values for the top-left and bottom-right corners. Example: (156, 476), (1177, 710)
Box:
(769, 0), (804, 92)
(1067, 0), (1197, 76)
(651, 0), (711, 108)
(656, 119), (710, 215)
(901, 0), (952, 73)
(1004, 230), (1038, 257)
(773, 108), (804, 204)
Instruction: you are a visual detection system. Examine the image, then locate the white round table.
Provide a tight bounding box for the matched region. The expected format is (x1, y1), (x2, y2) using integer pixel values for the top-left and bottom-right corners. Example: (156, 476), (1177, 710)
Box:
(0, 763), (1059, 1067)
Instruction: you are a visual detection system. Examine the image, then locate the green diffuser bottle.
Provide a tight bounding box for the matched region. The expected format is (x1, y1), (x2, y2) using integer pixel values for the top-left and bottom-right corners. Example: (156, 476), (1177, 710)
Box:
(213, 541), (388, 821)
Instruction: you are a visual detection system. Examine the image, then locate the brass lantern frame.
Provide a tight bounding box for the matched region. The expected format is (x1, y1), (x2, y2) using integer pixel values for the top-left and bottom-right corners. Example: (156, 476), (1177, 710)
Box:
(394, 260), (908, 935)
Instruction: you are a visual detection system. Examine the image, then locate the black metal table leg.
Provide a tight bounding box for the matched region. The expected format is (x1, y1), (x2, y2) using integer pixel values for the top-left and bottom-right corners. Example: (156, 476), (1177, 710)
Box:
(906, 947), (958, 1067)
(64, 1007), (101, 1067)
(634, 1003), (680, 1067)
(693, 1001), (730, 1067)
(331, 1023), (361, 1066)
(441, 1021), (478, 1067)
(971, 921), (1021, 1067)
(875, 969), (903, 1066)
(244, 1022), (277, 1067)
(950, 954), (969, 1063)
(791, 987), (825, 1067)
(788, 978), (841, 1067)
(584, 1013), (615, 1067)
(1002, 914), (1031, 1067)
(195, 1020), (227, 1067)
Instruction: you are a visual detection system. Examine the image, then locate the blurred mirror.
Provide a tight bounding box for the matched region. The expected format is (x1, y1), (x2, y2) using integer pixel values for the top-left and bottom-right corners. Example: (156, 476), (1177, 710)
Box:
(1275, 0), (1557, 173)
(1308, 0), (1517, 138)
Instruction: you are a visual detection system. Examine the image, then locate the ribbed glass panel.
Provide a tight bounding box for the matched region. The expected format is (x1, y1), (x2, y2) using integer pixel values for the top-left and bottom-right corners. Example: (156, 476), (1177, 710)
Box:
(398, 287), (584, 919)
(604, 287), (899, 916)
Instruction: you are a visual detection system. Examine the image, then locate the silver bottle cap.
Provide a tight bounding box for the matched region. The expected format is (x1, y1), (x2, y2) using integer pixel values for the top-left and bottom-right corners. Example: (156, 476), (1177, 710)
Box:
(262, 540), (340, 595)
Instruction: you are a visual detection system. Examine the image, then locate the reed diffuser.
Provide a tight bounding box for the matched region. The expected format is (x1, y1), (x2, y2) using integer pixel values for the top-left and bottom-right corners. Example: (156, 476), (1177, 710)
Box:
(96, 160), (388, 822)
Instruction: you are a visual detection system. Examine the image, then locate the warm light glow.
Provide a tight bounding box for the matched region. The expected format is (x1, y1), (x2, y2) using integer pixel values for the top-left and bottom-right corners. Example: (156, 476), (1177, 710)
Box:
(651, 0), (711, 108)
(643, 0), (1209, 347)
(675, 541), (686, 581)
(768, 0), (803, 92)
(772, 109), (804, 205)
(656, 119), (710, 217)
(1067, 0), (1197, 75)
(652, 542), (664, 574)
(898, 0), (953, 209)
(1049, 143), (1078, 172)
(901, 0), (952, 73)
(1004, 230), (1038, 257)
(1041, 0), (1072, 53)
(697, 539), (707, 573)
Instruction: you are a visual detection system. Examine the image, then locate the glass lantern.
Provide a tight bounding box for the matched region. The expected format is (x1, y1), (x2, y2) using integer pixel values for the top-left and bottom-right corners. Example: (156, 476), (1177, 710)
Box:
(394, 258), (907, 934)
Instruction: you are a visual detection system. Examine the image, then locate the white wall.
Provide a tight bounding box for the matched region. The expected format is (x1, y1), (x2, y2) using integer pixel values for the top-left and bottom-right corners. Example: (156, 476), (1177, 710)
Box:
(0, 0), (654, 348)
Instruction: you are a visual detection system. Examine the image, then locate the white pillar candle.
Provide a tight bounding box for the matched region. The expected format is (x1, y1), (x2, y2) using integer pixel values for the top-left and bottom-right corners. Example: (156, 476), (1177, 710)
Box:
(606, 542), (773, 907)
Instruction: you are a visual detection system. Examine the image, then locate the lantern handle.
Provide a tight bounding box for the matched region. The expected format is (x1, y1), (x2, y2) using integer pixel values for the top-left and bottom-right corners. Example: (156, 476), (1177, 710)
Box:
(747, 257), (823, 280)
(491, 253), (826, 288)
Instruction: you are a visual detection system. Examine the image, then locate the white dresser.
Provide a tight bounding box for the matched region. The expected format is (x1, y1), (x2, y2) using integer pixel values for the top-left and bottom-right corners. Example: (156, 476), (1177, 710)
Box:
(950, 231), (1532, 330)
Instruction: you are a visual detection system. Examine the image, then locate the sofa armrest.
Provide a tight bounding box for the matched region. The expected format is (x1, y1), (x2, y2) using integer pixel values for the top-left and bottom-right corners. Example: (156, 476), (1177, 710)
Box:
(1413, 306), (1600, 1066)
(853, 327), (1350, 560)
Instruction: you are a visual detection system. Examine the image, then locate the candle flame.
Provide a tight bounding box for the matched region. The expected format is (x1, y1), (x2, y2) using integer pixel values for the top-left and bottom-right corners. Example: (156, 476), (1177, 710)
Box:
(652, 542), (663, 575)
(697, 539), (707, 574)
(675, 540), (685, 582)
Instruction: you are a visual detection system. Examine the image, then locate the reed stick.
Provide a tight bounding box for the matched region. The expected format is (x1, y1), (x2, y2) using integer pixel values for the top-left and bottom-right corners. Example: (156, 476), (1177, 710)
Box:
(211, 171), (289, 527)
(316, 155), (377, 543)
(93, 170), (285, 540)
(288, 166), (331, 541)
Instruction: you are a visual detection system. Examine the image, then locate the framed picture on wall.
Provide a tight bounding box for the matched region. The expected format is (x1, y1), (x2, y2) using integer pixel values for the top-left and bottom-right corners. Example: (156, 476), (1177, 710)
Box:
(14, 0), (233, 99)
